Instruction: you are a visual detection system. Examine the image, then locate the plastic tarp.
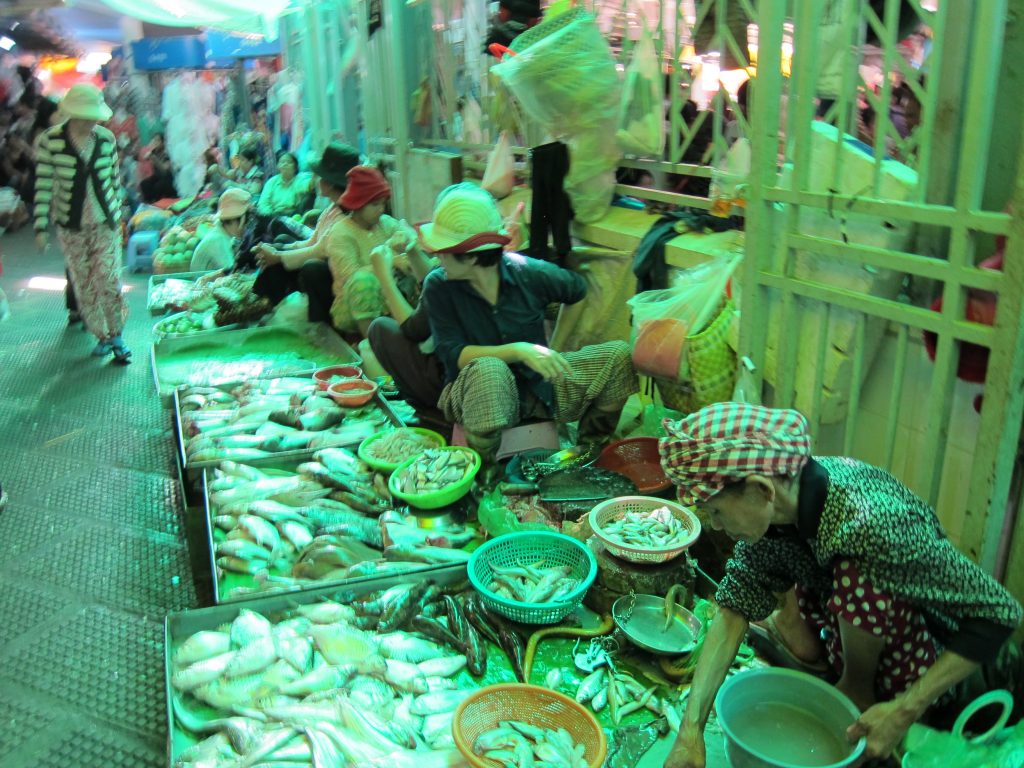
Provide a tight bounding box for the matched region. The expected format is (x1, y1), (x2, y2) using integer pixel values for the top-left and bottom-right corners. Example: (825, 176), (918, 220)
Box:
(94, 0), (291, 39)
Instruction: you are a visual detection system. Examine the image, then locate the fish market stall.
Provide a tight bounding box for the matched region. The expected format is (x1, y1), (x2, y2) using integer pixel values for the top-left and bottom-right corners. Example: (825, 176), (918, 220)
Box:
(165, 564), (688, 767)
(152, 323), (360, 406)
(173, 374), (403, 490)
(202, 453), (480, 603)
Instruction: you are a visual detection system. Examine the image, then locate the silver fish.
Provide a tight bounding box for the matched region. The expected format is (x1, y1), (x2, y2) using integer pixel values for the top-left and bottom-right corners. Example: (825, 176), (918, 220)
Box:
(231, 609), (274, 646)
(383, 658), (428, 694)
(417, 655), (467, 678)
(279, 664), (355, 696)
(171, 651), (237, 691)
(295, 601), (356, 625)
(173, 631), (232, 667)
(376, 632), (448, 663)
(410, 688), (474, 716)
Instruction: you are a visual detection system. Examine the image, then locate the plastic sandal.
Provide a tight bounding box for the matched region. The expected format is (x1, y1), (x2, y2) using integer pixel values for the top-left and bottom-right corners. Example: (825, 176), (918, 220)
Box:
(91, 339), (113, 356)
(110, 335), (132, 365)
(747, 616), (831, 676)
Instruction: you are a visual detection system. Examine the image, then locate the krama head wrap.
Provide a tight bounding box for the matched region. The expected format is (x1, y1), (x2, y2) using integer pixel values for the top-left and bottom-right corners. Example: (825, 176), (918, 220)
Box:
(659, 402), (812, 507)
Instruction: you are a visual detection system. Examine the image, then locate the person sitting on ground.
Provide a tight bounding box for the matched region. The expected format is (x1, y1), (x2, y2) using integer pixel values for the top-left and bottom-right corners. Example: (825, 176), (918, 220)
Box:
(138, 132), (177, 203)
(258, 151), (314, 218)
(660, 401), (1023, 768)
(230, 146), (265, 197)
(252, 143), (360, 322)
(419, 182), (638, 472)
(190, 189), (252, 272)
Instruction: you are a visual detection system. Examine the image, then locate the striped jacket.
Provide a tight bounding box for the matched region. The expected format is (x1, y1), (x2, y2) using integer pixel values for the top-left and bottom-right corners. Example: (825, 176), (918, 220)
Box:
(34, 122), (123, 233)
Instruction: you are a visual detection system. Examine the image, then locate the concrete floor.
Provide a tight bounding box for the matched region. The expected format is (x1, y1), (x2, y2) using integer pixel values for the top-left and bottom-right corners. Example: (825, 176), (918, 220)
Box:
(0, 226), (195, 767)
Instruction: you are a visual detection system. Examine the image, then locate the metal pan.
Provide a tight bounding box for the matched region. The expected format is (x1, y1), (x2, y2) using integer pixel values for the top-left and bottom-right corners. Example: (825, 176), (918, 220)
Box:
(612, 592), (703, 656)
(500, 466), (638, 502)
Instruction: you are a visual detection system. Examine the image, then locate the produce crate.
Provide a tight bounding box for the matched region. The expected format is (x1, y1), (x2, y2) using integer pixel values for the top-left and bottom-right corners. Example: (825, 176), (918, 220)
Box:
(152, 322), (360, 407)
(165, 565), (469, 763)
(147, 270), (215, 316)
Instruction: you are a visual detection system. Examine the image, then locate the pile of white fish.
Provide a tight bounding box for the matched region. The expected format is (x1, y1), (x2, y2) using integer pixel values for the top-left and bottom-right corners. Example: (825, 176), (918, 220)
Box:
(397, 449), (474, 495)
(365, 428), (441, 465)
(180, 377), (386, 464)
(473, 721), (589, 767)
(600, 506), (690, 549)
(209, 456), (476, 599)
(172, 582), (497, 767)
(573, 666), (666, 726)
(486, 562), (580, 604)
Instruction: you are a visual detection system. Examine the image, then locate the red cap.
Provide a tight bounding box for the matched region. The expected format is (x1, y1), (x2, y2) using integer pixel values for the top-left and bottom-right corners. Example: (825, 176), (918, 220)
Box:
(338, 166), (391, 210)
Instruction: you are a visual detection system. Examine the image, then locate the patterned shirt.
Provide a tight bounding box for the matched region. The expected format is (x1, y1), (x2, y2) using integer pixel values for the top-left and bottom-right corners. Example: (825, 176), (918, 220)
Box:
(324, 214), (399, 333)
(716, 456), (1022, 662)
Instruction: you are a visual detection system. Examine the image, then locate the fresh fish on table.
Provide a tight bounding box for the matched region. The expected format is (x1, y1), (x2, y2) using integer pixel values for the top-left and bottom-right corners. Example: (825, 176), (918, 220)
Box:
(488, 561), (580, 604)
(173, 631), (232, 667)
(231, 608), (274, 646)
(383, 545), (473, 565)
(171, 651), (237, 691)
(313, 446), (366, 475)
(364, 428), (440, 465)
(376, 632), (449, 663)
(601, 505), (690, 548)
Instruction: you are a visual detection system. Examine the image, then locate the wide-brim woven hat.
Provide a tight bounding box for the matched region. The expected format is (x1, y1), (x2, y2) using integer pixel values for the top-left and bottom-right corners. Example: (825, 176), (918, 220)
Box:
(216, 188), (252, 220)
(311, 142), (361, 189)
(59, 83), (112, 122)
(419, 182), (511, 253)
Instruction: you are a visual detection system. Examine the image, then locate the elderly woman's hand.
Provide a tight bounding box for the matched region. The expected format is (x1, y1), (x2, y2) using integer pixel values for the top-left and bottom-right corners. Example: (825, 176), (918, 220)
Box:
(847, 699), (916, 761)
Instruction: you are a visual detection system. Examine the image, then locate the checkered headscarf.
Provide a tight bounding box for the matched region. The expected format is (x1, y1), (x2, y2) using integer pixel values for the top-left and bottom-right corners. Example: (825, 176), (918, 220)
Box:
(659, 402), (812, 507)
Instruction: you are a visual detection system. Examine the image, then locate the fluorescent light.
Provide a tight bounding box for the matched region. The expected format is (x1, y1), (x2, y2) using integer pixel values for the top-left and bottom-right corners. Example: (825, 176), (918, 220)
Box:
(0, 37), (15, 52)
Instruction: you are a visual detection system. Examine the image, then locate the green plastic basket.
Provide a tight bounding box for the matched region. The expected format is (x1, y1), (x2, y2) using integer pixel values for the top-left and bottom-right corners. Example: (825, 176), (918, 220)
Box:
(357, 427), (447, 473)
(468, 532), (598, 624)
(388, 446), (480, 510)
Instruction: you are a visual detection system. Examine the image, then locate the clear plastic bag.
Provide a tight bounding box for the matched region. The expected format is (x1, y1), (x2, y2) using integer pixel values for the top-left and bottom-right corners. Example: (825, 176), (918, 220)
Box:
(628, 253), (741, 379)
(492, 13), (620, 136)
(481, 130), (515, 199)
(616, 29), (665, 156)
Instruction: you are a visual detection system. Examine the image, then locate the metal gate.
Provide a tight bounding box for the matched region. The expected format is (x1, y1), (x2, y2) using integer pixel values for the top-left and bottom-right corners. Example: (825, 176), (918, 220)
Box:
(332, 0), (1024, 589)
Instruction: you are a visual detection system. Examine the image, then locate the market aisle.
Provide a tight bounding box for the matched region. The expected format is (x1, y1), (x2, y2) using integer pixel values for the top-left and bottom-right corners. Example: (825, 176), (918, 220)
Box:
(0, 227), (194, 767)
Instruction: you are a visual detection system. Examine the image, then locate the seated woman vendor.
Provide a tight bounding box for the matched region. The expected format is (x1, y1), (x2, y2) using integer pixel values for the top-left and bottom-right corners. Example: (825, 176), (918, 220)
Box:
(190, 189), (251, 272)
(253, 142), (359, 321)
(661, 402), (1023, 768)
(419, 183), (638, 469)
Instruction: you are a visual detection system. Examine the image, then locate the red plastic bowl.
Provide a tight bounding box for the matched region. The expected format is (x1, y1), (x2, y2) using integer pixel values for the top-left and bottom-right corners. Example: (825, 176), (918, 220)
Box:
(314, 364), (363, 391)
(594, 437), (671, 494)
(328, 379), (378, 407)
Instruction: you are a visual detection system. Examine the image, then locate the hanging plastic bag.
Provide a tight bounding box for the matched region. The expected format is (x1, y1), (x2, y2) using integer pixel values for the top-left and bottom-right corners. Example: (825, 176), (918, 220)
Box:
(482, 131), (515, 199)
(616, 28), (665, 156)
(411, 78), (432, 126)
(492, 11), (620, 136)
(504, 201), (529, 252)
(566, 128), (622, 223)
(628, 252), (741, 380)
(710, 138), (751, 217)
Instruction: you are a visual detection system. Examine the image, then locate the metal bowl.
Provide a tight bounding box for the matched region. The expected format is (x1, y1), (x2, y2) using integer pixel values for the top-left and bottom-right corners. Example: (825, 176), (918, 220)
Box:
(612, 593), (702, 655)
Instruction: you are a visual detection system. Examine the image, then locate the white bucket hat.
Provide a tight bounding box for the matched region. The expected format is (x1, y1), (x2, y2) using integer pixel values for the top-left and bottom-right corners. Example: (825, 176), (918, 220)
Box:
(59, 83), (113, 122)
(418, 182), (511, 254)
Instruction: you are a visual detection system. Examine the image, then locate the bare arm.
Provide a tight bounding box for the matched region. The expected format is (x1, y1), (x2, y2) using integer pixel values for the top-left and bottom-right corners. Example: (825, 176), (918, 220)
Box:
(457, 341), (573, 382)
(848, 650), (979, 760)
(371, 246), (415, 324)
(666, 606), (750, 768)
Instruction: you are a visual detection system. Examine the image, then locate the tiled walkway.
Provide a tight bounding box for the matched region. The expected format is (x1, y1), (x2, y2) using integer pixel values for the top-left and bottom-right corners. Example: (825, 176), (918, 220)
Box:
(0, 227), (195, 766)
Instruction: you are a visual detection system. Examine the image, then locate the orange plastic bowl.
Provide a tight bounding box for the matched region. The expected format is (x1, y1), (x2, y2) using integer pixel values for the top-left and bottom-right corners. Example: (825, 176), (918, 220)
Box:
(314, 364), (363, 391)
(594, 437), (671, 494)
(328, 378), (378, 407)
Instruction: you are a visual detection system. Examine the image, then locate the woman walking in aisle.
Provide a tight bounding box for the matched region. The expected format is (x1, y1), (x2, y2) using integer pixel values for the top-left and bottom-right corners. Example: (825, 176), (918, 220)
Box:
(34, 83), (131, 363)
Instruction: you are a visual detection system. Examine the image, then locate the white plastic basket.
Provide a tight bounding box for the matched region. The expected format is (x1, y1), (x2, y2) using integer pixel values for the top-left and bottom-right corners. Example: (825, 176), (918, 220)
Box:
(589, 496), (701, 564)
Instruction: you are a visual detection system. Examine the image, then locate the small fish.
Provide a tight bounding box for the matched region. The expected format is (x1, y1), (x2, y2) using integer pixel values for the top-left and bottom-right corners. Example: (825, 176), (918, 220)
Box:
(575, 668), (605, 704)
(411, 688), (475, 715)
(295, 601), (356, 624)
(376, 632), (448, 663)
(230, 609), (273, 646)
(173, 631), (232, 667)
(384, 658), (429, 694)
(545, 668), (563, 690)
(217, 556), (266, 575)
(279, 664), (355, 695)
(171, 650), (237, 691)
(417, 655), (467, 678)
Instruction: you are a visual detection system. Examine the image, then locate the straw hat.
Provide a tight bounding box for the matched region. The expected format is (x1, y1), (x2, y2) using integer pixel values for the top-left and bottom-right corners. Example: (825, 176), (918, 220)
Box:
(59, 83), (112, 122)
(217, 188), (252, 221)
(338, 166), (391, 210)
(418, 182), (510, 254)
(310, 142), (361, 189)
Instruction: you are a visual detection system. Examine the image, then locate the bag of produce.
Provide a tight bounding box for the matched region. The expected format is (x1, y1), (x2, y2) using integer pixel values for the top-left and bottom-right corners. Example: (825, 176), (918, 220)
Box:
(616, 28), (664, 157)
